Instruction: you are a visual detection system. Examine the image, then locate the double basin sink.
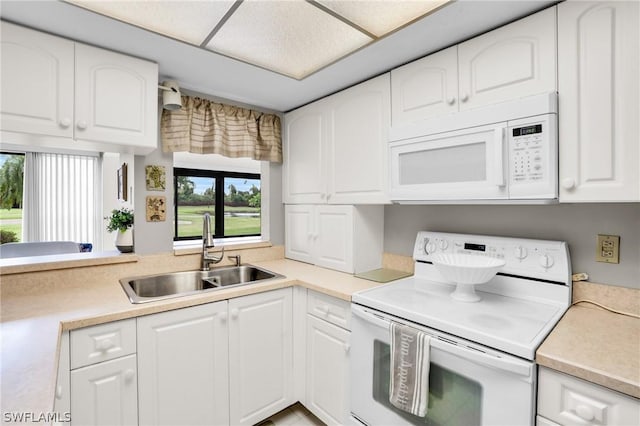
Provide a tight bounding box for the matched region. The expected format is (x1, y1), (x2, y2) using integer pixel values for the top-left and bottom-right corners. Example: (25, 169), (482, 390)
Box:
(120, 265), (284, 304)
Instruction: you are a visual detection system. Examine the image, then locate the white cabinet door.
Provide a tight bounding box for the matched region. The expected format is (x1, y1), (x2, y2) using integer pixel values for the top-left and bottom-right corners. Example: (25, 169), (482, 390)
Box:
(285, 204), (315, 264)
(70, 354), (137, 426)
(229, 288), (293, 426)
(558, 0), (640, 202)
(283, 101), (328, 204)
(315, 205), (353, 273)
(305, 315), (350, 426)
(137, 302), (229, 426)
(0, 21), (74, 138)
(391, 46), (458, 126)
(75, 43), (158, 150)
(458, 6), (557, 111)
(54, 332), (70, 425)
(328, 74), (390, 204)
(538, 367), (640, 426)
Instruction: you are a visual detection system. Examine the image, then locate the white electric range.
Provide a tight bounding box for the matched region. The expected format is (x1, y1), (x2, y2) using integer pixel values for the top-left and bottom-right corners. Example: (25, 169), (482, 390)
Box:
(350, 231), (571, 426)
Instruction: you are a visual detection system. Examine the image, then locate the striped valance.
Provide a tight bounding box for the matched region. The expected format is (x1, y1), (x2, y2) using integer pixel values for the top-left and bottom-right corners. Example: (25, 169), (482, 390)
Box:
(161, 96), (282, 163)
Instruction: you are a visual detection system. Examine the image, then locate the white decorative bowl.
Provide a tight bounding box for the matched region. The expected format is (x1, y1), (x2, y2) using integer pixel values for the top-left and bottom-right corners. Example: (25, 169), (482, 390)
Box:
(430, 253), (506, 302)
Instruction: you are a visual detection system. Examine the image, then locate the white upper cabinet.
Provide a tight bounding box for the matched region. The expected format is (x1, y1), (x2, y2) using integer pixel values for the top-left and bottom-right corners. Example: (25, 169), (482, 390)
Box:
(558, 0), (640, 202)
(75, 44), (158, 150)
(457, 6), (557, 111)
(390, 7), (557, 128)
(284, 204), (315, 265)
(0, 22), (74, 138)
(391, 46), (458, 127)
(283, 100), (328, 204)
(328, 74), (390, 204)
(0, 22), (158, 155)
(284, 74), (390, 204)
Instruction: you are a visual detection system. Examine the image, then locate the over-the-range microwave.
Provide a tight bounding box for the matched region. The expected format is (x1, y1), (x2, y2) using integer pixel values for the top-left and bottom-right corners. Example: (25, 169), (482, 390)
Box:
(389, 93), (558, 204)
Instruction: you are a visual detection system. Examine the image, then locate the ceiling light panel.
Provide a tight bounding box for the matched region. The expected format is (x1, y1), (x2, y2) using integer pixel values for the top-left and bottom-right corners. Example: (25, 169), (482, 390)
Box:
(316, 0), (451, 37)
(65, 0), (235, 45)
(206, 0), (373, 79)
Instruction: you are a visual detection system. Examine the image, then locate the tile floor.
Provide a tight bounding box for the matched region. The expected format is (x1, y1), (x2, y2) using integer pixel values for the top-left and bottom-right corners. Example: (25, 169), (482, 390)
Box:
(257, 403), (326, 426)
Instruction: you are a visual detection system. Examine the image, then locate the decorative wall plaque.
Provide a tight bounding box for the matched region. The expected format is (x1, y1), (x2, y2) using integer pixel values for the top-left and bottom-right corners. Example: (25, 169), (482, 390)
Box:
(146, 196), (166, 222)
(145, 165), (166, 191)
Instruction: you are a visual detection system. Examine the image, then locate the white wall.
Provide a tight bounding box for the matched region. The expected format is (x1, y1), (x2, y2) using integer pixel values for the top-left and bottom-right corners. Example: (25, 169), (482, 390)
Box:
(384, 204), (640, 289)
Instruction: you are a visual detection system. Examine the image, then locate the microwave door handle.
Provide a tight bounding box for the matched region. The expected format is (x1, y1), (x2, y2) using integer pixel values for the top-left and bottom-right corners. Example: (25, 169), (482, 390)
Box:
(429, 338), (531, 378)
(493, 127), (506, 187)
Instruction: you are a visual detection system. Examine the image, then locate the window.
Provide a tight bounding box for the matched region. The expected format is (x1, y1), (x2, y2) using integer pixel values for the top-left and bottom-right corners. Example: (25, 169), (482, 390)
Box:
(174, 168), (261, 241)
(0, 152), (25, 243)
(0, 151), (100, 246)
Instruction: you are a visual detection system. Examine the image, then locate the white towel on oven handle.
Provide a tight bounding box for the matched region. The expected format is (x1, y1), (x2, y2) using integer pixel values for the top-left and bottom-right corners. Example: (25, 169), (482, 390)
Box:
(389, 321), (431, 417)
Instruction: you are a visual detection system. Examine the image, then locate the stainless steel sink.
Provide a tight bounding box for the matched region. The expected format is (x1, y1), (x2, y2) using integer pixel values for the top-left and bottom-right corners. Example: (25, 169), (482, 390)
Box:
(120, 265), (284, 303)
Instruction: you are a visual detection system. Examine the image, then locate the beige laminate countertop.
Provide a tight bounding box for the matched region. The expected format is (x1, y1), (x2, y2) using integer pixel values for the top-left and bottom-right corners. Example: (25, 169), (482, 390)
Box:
(0, 258), (387, 421)
(537, 304), (640, 398)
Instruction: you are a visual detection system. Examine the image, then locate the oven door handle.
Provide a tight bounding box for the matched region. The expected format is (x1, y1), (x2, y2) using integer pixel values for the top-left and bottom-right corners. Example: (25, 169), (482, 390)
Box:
(352, 306), (532, 378)
(429, 338), (532, 378)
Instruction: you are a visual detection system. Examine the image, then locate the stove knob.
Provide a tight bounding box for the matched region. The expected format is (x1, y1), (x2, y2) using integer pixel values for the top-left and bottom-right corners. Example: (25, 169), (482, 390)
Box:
(514, 246), (528, 260)
(425, 242), (437, 254)
(539, 254), (554, 269)
(438, 240), (449, 250)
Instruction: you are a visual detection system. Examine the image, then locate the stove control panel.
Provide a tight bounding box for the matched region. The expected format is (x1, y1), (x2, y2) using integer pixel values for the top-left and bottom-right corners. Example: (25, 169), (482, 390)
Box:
(414, 231), (571, 285)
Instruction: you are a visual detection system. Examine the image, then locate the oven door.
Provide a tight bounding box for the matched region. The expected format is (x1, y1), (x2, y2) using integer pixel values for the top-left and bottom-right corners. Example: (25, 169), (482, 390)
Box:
(350, 304), (536, 426)
(390, 123), (508, 201)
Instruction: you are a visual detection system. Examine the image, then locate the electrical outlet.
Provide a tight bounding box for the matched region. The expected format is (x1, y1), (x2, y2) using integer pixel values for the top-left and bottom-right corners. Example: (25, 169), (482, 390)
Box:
(596, 234), (620, 264)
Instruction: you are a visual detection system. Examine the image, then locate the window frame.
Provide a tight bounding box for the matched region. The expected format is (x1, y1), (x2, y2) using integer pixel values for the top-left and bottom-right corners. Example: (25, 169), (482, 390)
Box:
(173, 167), (261, 241)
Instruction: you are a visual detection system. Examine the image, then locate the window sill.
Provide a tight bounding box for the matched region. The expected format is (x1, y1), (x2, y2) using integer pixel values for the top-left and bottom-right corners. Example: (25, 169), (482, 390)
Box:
(173, 238), (272, 256)
(0, 251), (139, 276)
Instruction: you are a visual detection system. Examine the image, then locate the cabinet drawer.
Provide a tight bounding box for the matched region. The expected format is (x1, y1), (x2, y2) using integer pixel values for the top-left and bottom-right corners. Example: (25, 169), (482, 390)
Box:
(70, 319), (136, 369)
(307, 289), (351, 330)
(538, 367), (640, 426)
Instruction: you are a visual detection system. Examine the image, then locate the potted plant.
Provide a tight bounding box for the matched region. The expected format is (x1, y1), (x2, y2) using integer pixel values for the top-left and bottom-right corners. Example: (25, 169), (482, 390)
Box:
(105, 208), (134, 253)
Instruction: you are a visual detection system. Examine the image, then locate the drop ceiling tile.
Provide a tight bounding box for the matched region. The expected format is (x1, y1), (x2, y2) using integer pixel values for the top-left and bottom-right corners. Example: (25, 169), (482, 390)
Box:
(65, 0), (235, 45)
(206, 0), (373, 79)
(317, 0), (451, 37)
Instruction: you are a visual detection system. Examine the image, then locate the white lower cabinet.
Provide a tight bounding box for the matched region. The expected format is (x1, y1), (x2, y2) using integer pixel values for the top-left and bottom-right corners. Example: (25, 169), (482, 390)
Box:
(305, 290), (352, 425)
(538, 366), (640, 426)
(229, 288), (294, 426)
(70, 354), (138, 426)
(137, 301), (229, 426)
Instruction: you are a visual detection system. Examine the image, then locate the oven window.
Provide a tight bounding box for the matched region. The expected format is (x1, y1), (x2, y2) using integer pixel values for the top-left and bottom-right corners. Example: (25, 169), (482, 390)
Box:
(372, 340), (482, 425)
(399, 142), (487, 185)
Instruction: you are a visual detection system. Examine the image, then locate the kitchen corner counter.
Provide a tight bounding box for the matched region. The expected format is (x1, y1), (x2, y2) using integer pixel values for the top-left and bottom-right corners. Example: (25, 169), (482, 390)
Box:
(536, 284), (640, 399)
(0, 256), (388, 421)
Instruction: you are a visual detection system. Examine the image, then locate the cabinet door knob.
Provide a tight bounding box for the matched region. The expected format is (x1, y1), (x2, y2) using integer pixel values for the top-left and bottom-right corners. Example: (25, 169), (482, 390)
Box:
(55, 385), (63, 399)
(574, 404), (595, 422)
(320, 193), (326, 200)
(320, 305), (330, 316)
(461, 94), (469, 103)
(96, 338), (114, 352)
(231, 308), (240, 319)
(562, 178), (576, 190)
(219, 311), (228, 322)
(447, 97), (456, 106)
(326, 193), (332, 201)
(344, 343), (351, 353)
(124, 369), (135, 382)
(59, 118), (71, 128)
(76, 120), (87, 130)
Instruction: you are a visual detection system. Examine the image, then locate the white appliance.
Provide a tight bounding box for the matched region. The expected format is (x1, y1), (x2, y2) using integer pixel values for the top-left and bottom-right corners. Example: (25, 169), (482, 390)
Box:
(350, 231), (571, 426)
(390, 93), (558, 203)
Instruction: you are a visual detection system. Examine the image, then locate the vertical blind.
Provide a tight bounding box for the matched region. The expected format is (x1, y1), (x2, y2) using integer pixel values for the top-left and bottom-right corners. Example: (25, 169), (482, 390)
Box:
(22, 152), (100, 244)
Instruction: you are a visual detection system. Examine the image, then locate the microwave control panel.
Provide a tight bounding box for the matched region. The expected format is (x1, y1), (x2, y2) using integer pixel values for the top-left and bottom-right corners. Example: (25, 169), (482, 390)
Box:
(507, 114), (557, 199)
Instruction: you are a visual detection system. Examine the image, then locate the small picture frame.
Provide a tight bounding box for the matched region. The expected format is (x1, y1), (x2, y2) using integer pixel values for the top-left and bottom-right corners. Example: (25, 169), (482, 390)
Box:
(146, 196), (166, 222)
(117, 163), (128, 201)
(146, 165), (166, 191)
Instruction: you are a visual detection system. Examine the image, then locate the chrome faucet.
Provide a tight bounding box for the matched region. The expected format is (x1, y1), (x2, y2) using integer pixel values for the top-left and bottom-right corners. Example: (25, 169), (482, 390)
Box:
(201, 212), (224, 271)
